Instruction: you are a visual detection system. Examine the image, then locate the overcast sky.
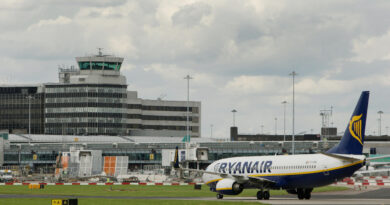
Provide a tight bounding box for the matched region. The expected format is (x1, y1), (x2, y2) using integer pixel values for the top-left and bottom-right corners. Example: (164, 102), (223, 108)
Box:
(1, 0), (390, 139)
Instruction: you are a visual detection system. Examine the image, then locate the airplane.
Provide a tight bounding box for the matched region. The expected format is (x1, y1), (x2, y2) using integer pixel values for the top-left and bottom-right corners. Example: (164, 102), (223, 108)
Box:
(174, 91), (390, 200)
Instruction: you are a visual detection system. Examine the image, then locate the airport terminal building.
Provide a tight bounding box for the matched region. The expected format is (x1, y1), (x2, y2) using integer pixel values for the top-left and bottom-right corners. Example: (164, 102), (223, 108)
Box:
(0, 52), (201, 138)
(1, 51), (389, 175)
(1, 133), (390, 172)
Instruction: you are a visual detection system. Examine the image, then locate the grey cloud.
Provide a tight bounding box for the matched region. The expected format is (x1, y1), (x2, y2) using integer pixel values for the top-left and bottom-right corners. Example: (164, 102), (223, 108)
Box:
(172, 2), (212, 28)
(57, 0), (127, 8)
(1, 1), (390, 137)
(236, 24), (263, 43)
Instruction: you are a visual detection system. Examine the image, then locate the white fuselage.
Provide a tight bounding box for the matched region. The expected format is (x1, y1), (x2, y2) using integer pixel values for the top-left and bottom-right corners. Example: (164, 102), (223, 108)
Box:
(202, 153), (365, 188)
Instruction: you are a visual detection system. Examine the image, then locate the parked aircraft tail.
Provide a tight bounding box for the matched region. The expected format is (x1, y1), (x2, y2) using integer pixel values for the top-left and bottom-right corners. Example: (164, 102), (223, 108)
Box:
(173, 146), (180, 169)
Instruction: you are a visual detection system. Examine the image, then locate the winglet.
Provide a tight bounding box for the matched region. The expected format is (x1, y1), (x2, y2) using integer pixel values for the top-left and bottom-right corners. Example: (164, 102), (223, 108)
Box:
(173, 146), (180, 169)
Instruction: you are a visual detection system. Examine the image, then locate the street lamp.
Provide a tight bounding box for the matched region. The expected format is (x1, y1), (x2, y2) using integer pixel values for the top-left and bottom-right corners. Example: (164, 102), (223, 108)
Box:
(289, 71), (298, 154)
(378, 111), (383, 136)
(231, 109), (237, 127)
(184, 75), (193, 143)
(26, 95), (35, 137)
(282, 101), (287, 141)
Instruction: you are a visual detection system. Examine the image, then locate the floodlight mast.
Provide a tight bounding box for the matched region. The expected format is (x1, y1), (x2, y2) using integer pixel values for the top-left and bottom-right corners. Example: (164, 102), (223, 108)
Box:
(184, 75), (193, 145)
(282, 100), (287, 141)
(26, 95), (35, 139)
(378, 111), (384, 136)
(289, 71), (297, 155)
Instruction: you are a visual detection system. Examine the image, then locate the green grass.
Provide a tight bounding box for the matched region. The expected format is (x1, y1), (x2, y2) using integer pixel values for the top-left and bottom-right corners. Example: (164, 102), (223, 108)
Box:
(0, 198), (265, 205)
(0, 185), (349, 205)
(0, 185), (349, 198)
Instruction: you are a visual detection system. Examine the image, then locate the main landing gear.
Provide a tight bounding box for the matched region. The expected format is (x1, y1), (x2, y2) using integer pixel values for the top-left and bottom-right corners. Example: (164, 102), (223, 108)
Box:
(297, 188), (312, 200)
(256, 190), (270, 200)
(216, 193), (223, 199)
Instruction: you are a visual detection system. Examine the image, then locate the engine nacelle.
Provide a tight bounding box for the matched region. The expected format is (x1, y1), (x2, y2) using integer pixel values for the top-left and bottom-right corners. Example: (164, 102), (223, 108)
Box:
(216, 178), (243, 195)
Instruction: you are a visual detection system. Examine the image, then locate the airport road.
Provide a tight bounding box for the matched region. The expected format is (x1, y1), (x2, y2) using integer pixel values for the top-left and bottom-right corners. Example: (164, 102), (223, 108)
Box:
(1, 187), (390, 204)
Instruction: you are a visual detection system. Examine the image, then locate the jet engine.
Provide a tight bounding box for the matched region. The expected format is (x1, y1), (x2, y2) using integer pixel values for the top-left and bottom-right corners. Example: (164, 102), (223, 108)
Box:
(215, 178), (243, 195)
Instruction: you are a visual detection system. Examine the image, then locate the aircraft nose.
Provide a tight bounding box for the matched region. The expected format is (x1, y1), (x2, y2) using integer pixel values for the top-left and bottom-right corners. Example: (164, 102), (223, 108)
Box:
(202, 164), (213, 182)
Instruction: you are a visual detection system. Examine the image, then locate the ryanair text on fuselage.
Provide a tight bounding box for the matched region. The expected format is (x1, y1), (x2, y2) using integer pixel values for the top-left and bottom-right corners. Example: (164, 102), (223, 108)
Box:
(215, 161), (273, 174)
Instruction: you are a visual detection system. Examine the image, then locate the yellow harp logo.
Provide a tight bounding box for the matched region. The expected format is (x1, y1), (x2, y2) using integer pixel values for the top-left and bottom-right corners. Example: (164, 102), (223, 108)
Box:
(349, 114), (363, 145)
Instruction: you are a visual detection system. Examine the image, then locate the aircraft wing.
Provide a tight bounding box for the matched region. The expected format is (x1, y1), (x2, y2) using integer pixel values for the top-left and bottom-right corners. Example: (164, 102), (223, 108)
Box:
(179, 168), (276, 186)
(247, 176), (277, 187)
(179, 167), (240, 179)
(179, 168), (227, 176)
(172, 147), (277, 186)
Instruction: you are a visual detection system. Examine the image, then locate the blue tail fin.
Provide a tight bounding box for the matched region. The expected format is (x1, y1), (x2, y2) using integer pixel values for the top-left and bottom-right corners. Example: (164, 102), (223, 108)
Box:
(173, 146), (180, 169)
(327, 91), (369, 155)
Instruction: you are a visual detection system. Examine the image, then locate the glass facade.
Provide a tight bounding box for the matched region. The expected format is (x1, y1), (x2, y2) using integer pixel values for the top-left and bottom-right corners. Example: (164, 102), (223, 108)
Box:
(126, 105), (200, 136)
(44, 84), (127, 135)
(78, 61), (122, 71)
(0, 86), (44, 134)
(3, 141), (333, 171)
(0, 54), (201, 137)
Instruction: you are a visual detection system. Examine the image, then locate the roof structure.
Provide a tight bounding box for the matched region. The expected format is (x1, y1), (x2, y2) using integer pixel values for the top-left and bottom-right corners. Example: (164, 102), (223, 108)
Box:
(8, 134), (220, 144)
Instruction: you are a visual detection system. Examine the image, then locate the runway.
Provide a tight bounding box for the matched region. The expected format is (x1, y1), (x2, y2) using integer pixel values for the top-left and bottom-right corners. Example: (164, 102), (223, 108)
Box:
(220, 187), (390, 205)
(1, 187), (389, 204)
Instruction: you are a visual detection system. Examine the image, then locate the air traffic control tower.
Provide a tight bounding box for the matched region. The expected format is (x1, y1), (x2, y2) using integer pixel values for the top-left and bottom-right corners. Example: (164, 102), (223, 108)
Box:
(44, 50), (128, 136)
(73, 49), (126, 85)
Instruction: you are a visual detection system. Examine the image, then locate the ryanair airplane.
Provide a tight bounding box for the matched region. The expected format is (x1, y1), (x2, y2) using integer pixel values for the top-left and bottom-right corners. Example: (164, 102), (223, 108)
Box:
(174, 91), (388, 200)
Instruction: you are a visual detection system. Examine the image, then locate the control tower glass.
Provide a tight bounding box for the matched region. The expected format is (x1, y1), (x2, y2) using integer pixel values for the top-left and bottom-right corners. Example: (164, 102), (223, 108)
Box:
(76, 51), (124, 71)
(78, 61), (122, 70)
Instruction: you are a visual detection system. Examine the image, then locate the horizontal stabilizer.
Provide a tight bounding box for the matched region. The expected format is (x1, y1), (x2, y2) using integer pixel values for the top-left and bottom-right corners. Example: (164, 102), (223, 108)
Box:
(321, 152), (362, 162)
(367, 155), (390, 161)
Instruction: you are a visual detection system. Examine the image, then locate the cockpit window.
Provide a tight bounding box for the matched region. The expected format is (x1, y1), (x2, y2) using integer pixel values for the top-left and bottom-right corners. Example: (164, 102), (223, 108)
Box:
(214, 163), (220, 172)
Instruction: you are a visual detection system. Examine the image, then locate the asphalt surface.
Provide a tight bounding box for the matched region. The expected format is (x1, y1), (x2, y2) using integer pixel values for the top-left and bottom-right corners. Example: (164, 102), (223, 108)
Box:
(1, 187), (390, 204)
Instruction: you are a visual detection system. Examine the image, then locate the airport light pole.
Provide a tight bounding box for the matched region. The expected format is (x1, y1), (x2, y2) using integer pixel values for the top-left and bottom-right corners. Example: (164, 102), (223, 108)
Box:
(260, 124), (264, 134)
(282, 101), (287, 141)
(210, 124), (213, 138)
(184, 75), (193, 143)
(289, 71), (297, 155)
(26, 95), (35, 138)
(232, 109), (237, 127)
(274, 117), (277, 135)
(378, 111), (383, 136)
